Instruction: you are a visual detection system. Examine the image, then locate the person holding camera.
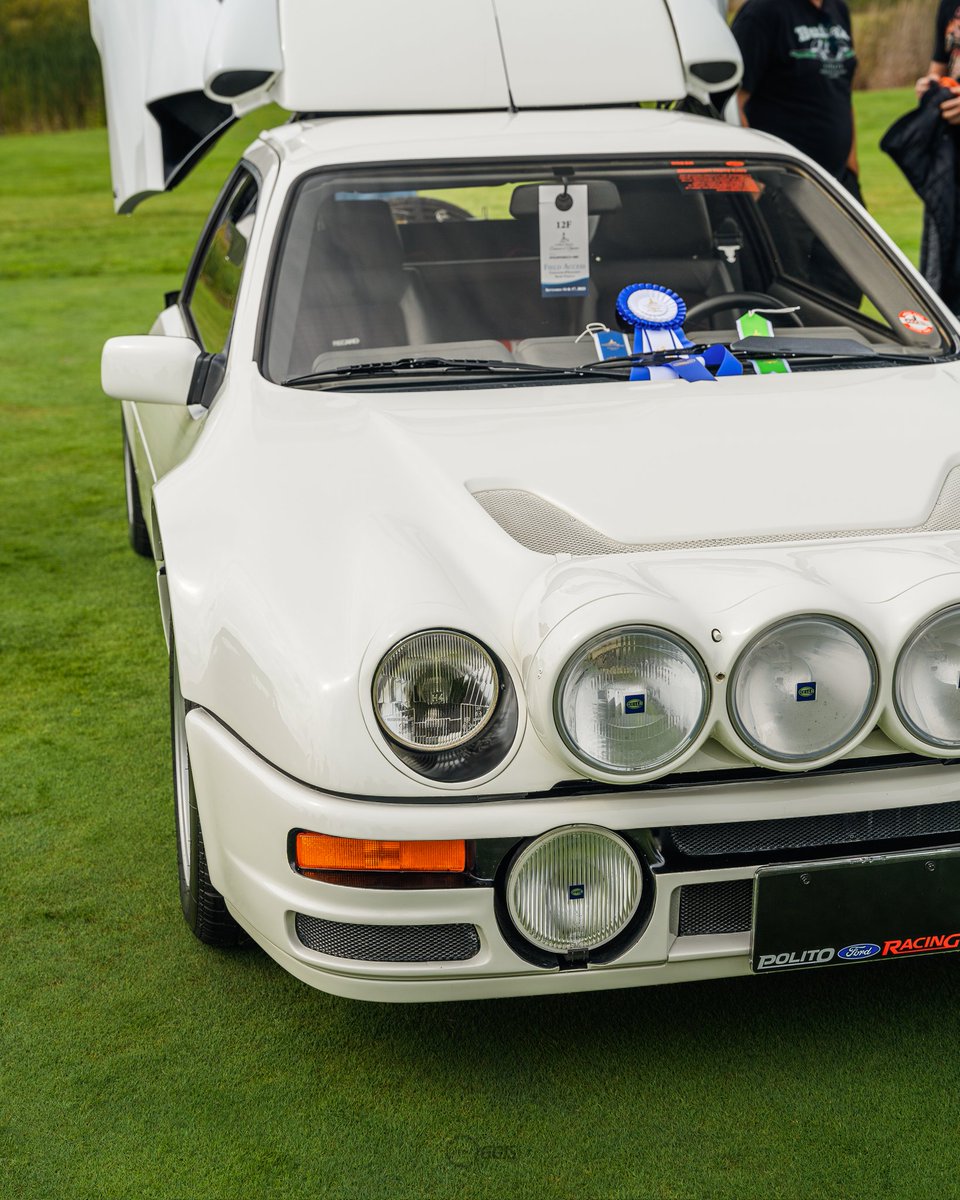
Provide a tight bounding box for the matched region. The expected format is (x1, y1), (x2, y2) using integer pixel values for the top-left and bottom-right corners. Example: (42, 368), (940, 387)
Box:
(915, 3), (960, 122)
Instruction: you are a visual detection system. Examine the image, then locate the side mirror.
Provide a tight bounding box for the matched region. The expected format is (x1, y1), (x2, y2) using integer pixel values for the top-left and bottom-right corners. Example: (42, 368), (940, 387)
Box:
(101, 335), (201, 405)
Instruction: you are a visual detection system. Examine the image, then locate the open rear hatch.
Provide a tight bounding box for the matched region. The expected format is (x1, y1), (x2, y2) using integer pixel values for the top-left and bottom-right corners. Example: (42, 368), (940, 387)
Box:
(89, 0), (741, 212)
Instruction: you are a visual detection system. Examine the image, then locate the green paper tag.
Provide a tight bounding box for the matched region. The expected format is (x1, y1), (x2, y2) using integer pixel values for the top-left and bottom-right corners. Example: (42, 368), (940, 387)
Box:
(735, 311), (790, 375)
(736, 311), (774, 338)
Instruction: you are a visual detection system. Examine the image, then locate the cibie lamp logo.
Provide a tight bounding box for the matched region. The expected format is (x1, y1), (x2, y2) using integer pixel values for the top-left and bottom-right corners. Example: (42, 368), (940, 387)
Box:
(837, 943), (881, 961)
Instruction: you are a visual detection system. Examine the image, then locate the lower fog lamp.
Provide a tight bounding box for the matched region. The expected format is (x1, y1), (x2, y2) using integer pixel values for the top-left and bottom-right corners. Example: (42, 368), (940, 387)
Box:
(505, 826), (643, 957)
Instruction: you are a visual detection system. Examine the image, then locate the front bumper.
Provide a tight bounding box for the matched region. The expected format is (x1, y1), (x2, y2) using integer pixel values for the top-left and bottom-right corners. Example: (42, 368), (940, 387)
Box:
(186, 709), (960, 1002)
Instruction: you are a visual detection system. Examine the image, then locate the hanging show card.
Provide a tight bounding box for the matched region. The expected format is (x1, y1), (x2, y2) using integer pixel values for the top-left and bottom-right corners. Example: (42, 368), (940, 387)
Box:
(538, 184), (589, 298)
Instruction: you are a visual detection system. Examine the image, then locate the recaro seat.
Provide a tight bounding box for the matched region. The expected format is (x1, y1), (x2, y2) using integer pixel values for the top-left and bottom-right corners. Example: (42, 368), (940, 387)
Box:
(591, 182), (733, 326)
(287, 199), (426, 376)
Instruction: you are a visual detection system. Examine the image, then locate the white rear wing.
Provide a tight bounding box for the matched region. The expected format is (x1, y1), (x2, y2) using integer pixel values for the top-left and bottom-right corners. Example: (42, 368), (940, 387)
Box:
(89, 0), (741, 212)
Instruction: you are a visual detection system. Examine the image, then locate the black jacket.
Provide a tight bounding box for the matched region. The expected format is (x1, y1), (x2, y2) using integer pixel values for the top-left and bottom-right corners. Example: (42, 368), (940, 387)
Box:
(881, 85), (960, 309)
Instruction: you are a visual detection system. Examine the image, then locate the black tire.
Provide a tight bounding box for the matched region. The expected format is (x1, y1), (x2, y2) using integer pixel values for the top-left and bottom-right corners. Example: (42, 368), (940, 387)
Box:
(122, 416), (153, 558)
(170, 641), (247, 947)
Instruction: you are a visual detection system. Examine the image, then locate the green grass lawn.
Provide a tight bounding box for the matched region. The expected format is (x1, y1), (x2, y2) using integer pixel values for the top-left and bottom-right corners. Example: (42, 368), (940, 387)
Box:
(2, 91), (958, 1200)
(854, 87), (922, 262)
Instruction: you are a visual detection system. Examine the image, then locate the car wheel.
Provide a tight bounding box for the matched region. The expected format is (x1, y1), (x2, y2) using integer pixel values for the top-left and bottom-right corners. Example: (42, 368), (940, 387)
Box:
(170, 640), (247, 947)
(122, 416), (153, 558)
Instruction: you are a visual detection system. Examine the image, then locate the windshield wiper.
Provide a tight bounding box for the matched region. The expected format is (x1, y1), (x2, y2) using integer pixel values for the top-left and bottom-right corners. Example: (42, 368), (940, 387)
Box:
(730, 335), (933, 363)
(284, 340), (938, 388)
(581, 336), (935, 371)
(283, 356), (624, 387)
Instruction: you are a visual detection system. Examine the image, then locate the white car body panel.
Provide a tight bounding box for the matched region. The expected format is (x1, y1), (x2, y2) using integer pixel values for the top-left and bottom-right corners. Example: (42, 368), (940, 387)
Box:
(89, 0), (228, 211)
(89, 0), (740, 210)
(490, 0), (686, 108)
(272, 0), (512, 113)
(157, 360), (960, 796)
(187, 711), (960, 1000)
(102, 93), (960, 998)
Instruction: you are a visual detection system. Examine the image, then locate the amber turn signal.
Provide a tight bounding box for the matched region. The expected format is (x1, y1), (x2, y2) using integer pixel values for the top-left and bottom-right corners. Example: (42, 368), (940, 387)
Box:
(296, 832), (467, 873)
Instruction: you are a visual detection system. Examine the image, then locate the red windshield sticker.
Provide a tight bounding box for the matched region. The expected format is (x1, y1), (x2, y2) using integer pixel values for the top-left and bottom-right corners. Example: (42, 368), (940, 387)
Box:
(899, 309), (934, 335)
(676, 166), (760, 193)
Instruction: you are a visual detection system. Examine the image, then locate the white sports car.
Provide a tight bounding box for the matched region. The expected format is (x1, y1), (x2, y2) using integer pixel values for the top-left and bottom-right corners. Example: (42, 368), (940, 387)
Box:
(94, 0), (960, 1001)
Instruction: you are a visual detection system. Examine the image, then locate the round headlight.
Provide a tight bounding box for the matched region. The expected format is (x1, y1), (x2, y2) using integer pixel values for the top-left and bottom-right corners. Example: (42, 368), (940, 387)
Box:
(729, 616), (877, 763)
(374, 630), (499, 751)
(555, 627), (710, 775)
(506, 826), (643, 954)
(895, 606), (960, 748)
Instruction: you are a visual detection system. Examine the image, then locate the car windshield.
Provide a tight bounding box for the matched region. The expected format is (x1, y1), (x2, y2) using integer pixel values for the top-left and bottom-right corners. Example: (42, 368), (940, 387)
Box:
(262, 156), (953, 387)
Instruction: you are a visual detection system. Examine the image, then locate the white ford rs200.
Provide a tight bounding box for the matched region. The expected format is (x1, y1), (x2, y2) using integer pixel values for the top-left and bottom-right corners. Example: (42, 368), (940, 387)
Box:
(93, 0), (960, 1000)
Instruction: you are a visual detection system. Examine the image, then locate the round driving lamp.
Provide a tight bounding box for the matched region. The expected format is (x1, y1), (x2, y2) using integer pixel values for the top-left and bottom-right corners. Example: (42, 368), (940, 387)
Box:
(554, 626), (710, 775)
(506, 826), (643, 955)
(728, 615), (878, 763)
(895, 605), (960, 748)
(373, 630), (499, 751)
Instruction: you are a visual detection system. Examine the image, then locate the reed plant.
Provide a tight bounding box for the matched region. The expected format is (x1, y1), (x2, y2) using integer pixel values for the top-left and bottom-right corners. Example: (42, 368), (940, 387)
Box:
(0, 0), (103, 133)
(853, 0), (934, 89)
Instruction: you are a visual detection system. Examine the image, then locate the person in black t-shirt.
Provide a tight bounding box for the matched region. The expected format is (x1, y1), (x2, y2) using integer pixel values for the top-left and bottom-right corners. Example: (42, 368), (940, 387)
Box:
(915, 2), (960, 125)
(732, 0), (860, 194)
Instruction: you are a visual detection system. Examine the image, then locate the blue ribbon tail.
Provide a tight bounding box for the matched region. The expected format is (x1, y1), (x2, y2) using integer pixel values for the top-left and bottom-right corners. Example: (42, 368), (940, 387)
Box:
(624, 331), (741, 384)
(670, 357), (715, 383)
(703, 344), (744, 377)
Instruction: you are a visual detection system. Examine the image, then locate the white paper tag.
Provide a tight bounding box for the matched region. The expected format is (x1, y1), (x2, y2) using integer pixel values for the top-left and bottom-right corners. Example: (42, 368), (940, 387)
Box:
(538, 184), (589, 298)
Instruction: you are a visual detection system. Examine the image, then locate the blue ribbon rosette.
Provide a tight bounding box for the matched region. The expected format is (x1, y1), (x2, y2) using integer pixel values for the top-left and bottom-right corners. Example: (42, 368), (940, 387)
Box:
(614, 283), (742, 382)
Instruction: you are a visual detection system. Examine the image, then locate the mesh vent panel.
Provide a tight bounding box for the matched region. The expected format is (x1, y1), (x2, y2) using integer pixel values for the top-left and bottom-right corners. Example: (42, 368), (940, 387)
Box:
(670, 801), (960, 859)
(295, 914), (480, 962)
(472, 465), (960, 556)
(677, 880), (753, 936)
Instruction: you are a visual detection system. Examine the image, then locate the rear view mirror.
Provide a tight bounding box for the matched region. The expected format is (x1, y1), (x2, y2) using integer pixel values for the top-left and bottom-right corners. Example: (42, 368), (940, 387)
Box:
(509, 180), (622, 218)
(101, 336), (201, 405)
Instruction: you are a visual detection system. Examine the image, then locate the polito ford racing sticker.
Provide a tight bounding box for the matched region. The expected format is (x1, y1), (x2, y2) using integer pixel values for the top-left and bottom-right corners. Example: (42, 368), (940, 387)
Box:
(756, 930), (960, 971)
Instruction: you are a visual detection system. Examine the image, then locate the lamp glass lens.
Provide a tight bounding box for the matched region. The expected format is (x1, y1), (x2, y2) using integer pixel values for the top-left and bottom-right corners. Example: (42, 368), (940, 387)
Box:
(730, 616), (877, 762)
(896, 607), (960, 747)
(507, 827), (642, 953)
(374, 631), (498, 750)
(557, 628), (708, 773)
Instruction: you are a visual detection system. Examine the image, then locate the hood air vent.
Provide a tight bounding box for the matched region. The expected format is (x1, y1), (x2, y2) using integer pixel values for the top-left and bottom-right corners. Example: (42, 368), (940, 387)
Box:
(471, 466), (960, 557)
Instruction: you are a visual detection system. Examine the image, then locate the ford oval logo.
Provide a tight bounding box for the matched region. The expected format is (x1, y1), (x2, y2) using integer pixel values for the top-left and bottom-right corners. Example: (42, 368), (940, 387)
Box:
(838, 943), (881, 961)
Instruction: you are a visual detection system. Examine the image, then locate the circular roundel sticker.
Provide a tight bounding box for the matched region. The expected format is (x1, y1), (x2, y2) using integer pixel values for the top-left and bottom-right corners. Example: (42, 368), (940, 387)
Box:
(616, 283), (686, 330)
(627, 287), (679, 325)
(899, 309), (934, 335)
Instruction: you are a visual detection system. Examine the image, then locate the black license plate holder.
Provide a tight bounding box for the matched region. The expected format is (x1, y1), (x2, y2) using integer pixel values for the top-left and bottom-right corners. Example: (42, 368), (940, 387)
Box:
(751, 846), (960, 973)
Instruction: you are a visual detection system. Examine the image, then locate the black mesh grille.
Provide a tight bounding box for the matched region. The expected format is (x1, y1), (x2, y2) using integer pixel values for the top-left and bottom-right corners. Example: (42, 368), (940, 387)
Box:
(677, 880), (754, 936)
(669, 801), (960, 859)
(295, 914), (480, 962)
